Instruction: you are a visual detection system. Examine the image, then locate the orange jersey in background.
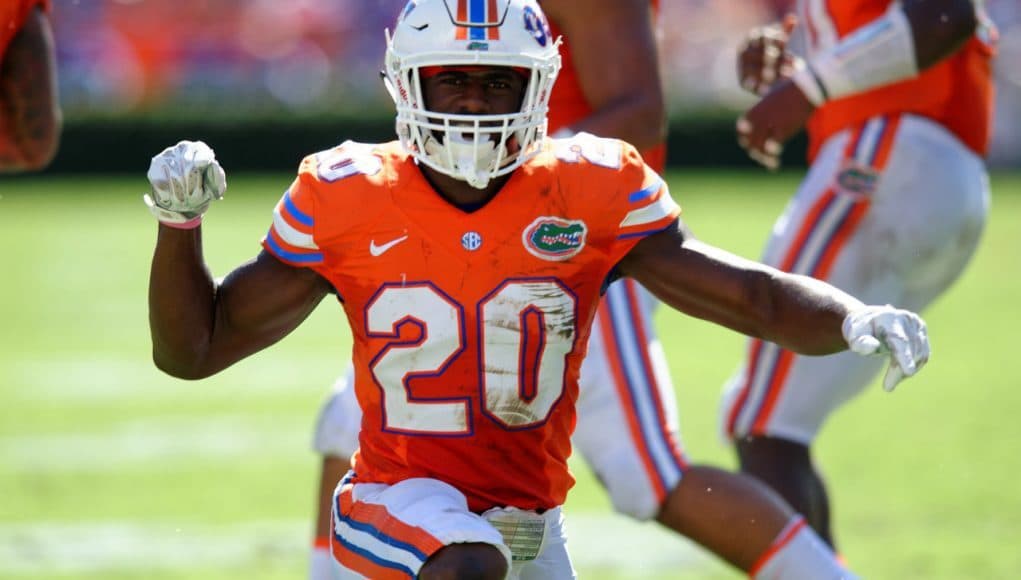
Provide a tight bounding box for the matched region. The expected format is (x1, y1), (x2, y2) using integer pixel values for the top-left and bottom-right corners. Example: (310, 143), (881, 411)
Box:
(0, 0), (50, 164)
(263, 138), (679, 512)
(546, 0), (666, 172)
(802, 0), (996, 160)
(0, 0), (48, 58)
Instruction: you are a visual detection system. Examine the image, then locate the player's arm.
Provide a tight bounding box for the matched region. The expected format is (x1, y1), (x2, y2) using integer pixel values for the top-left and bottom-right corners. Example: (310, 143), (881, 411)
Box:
(145, 141), (333, 380)
(539, 0), (665, 150)
(150, 240), (332, 380)
(617, 222), (928, 390)
(0, 6), (61, 172)
(618, 223), (856, 355)
(738, 0), (980, 168)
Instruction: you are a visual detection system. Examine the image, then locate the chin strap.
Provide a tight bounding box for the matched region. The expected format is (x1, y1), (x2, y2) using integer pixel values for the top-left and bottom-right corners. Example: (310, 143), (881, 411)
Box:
(423, 130), (501, 189)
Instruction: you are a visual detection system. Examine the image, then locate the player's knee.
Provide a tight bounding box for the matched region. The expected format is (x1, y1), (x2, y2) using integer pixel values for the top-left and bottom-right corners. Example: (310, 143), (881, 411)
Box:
(419, 543), (509, 580)
(609, 490), (661, 521)
(601, 469), (679, 521)
(589, 451), (685, 521)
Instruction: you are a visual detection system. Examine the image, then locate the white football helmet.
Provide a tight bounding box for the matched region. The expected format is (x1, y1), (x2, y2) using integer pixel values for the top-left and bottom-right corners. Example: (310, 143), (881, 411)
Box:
(384, 0), (561, 189)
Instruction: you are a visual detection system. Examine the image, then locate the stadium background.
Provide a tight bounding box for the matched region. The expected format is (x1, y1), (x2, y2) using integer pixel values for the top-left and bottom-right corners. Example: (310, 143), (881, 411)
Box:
(3, 1), (1021, 578)
(43, 0), (1021, 171)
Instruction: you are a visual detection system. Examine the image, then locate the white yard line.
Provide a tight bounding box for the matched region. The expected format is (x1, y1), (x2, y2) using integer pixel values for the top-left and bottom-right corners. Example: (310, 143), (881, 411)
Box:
(0, 515), (714, 576)
(0, 521), (298, 574)
(566, 512), (715, 574)
(0, 417), (306, 472)
(4, 355), (337, 401)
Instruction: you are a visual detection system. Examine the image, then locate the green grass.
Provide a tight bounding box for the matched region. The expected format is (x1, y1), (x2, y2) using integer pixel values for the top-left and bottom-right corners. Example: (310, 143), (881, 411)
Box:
(1, 170), (1019, 579)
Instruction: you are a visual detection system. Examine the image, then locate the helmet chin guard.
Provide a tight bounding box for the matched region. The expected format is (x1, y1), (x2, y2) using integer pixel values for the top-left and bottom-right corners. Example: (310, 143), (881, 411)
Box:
(384, 0), (561, 189)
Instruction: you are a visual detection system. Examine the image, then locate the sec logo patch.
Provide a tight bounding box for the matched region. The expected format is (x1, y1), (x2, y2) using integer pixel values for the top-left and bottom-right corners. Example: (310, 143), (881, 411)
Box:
(462, 231), (482, 251)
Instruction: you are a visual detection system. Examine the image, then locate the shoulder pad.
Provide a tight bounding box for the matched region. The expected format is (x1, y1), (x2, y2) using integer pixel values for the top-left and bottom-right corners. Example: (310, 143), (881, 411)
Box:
(555, 132), (641, 173)
(299, 141), (386, 186)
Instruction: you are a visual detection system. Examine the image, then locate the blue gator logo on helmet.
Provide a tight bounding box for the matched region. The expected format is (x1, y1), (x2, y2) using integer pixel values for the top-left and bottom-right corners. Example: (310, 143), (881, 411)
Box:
(523, 5), (550, 47)
(523, 217), (587, 261)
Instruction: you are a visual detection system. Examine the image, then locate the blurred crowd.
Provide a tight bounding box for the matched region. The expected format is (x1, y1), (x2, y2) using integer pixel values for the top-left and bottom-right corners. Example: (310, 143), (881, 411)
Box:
(51, 0), (1021, 164)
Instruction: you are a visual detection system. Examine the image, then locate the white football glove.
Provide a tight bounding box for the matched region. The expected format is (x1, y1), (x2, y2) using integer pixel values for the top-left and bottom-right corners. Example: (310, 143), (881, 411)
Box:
(144, 140), (226, 227)
(842, 305), (930, 392)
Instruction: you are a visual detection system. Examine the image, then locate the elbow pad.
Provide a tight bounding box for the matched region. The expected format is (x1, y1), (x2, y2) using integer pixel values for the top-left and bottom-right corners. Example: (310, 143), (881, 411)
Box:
(791, 6), (918, 106)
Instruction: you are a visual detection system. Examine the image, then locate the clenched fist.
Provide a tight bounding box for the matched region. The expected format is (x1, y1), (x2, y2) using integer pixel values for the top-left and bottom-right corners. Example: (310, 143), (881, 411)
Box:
(144, 140), (227, 228)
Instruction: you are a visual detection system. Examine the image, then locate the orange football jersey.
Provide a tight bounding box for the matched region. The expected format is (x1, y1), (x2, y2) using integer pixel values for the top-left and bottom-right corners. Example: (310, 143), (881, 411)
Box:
(802, 0), (996, 160)
(263, 136), (679, 512)
(546, 0), (665, 172)
(0, 0), (48, 59)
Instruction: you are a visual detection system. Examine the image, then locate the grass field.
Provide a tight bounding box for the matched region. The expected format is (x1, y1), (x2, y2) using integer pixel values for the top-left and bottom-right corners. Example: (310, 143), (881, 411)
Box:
(1, 170), (1019, 579)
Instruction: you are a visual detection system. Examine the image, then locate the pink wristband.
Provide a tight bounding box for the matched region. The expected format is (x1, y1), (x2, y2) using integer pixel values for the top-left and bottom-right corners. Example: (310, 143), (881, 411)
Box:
(161, 216), (203, 230)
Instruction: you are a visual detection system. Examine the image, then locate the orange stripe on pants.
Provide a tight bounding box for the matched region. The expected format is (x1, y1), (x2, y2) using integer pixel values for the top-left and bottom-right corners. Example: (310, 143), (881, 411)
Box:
(597, 299), (667, 499)
(748, 116), (903, 433)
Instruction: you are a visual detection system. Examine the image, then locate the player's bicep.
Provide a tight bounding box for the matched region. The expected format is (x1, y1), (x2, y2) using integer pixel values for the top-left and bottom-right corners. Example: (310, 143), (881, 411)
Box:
(211, 250), (332, 364)
(546, 0), (658, 99)
(544, 0), (663, 145)
(619, 225), (776, 337)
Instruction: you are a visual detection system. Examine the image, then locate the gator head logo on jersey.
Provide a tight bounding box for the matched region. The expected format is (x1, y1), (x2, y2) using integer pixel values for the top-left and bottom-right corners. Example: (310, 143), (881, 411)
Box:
(837, 163), (880, 197)
(523, 217), (587, 261)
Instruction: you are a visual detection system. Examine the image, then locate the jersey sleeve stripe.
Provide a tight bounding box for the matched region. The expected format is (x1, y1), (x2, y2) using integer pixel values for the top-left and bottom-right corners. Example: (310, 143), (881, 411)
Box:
(263, 231), (324, 264)
(627, 177), (664, 203)
(267, 224), (318, 256)
(277, 205), (312, 234)
(272, 210), (319, 249)
(283, 190), (315, 227)
(619, 190), (680, 229)
(617, 219), (677, 240)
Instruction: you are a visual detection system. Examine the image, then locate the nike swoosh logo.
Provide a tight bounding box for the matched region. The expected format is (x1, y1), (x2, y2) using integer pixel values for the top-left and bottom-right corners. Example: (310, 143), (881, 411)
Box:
(411, 23), (429, 31)
(369, 235), (409, 257)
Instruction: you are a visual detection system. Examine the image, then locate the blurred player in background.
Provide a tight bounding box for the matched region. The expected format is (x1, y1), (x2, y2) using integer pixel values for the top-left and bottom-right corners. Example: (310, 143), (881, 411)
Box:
(725, 0), (995, 548)
(0, 0), (60, 172)
(307, 1), (855, 578)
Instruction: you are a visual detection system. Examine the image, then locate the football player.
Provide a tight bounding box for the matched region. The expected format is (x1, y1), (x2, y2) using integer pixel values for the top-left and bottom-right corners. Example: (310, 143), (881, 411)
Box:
(309, 5), (668, 573)
(726, 0), (994, 548)
(0, 0), (60, 172)
(146, 1), (929, 577)
(308, 1), (855, 578)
